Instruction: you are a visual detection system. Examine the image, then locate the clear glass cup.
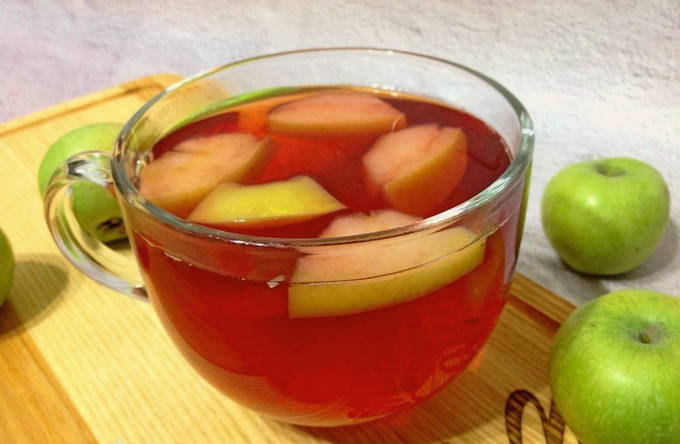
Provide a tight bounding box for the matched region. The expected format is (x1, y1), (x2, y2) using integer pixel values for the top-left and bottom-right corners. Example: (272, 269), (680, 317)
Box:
(44, 48), (534, 427)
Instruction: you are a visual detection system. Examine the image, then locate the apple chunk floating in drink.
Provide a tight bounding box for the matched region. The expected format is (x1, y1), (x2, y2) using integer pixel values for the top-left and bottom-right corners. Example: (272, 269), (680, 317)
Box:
(363, 124), (468, 216)
(267, 91), (406, 137)
(290, 209), (486, 318)
(135, 87), (516, 425)
(140, 133), (275, 217)
(187, 176), (346, 228)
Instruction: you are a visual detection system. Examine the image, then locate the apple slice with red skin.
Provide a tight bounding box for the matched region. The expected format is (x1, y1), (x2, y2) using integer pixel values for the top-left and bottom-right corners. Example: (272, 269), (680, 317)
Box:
(187, 175), (346, 228)
(363, 124), (468, 216)
(267, 91), (406, 138)
(289, 209), (486, 318)
(140, 133), (275, 217)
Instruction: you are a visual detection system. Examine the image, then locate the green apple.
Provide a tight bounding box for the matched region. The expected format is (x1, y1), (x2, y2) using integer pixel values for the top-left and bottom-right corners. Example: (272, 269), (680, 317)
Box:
(38, 122), (126, 243)
(0, 227), (14, 306)
(550, 290), (680, 444)
(541, 157), (670, 275)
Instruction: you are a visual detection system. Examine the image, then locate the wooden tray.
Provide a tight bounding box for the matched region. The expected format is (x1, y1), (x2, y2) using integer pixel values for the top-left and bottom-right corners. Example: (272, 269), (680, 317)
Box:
(0, 75), (580, 443)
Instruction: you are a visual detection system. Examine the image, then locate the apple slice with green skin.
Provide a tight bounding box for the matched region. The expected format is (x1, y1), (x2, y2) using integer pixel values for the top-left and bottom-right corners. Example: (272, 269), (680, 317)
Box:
(363, 124), (468, 216)
(187, 176), (346, 228)
(140, 133), (275, 217)
(267, 91), (406, 138)
(289, 209), (486, 318)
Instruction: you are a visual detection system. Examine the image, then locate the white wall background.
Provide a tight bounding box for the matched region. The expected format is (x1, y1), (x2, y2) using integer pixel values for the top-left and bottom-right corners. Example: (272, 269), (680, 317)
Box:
(2, 0), (679, 304)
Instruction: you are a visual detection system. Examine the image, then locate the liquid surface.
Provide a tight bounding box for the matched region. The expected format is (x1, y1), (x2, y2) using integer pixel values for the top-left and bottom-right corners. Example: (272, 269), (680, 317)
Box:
(129, 87), (521, 425)
(140, 88), (510, 236)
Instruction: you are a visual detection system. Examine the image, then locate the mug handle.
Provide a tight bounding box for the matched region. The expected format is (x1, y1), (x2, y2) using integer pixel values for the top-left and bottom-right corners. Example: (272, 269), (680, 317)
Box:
(44, 151), (147, 300)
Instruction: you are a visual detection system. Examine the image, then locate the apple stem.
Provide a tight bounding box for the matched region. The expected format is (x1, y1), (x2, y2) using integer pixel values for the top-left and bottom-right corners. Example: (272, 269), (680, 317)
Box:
(638, 324), (662, 345)
(595, 163), (625, 177)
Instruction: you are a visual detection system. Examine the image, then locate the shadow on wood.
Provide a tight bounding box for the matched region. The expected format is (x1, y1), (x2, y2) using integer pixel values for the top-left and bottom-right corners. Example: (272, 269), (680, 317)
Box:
(0, 255), (69, 338)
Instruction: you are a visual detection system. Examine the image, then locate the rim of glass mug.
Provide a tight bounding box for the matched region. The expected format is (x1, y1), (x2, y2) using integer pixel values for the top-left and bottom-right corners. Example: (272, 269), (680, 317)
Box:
(112, 47), (534, 248)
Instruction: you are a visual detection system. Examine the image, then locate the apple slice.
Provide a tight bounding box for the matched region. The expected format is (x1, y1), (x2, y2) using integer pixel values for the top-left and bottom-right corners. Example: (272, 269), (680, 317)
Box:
(363, 124), (468, 216)
(187, 176), (346, 228)
(140, 133), (275, 217)
(289, 209), (486, 318)
(232, 92), (315, 135)
(267, 91), (406, 138)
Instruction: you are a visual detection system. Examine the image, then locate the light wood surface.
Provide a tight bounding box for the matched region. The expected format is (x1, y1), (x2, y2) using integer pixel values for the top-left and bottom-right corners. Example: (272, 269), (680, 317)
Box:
(0, 75), (580, 443)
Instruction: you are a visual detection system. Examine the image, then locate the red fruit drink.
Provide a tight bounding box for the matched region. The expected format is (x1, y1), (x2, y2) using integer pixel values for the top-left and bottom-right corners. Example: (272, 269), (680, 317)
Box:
(130, 88), (519, 425)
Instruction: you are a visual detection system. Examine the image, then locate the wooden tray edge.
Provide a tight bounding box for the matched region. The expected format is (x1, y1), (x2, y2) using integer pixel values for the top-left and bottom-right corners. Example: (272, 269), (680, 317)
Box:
(510, 274), (575, 326)
(0, 73), (183, 137)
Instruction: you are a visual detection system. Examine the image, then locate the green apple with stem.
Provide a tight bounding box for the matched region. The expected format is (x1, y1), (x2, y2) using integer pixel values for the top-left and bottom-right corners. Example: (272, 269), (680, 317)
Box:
(0, 227), (14, 306)
(550, 289), (680, 444)
(541, 157), (670, 275)
(38, 122), (126, 243)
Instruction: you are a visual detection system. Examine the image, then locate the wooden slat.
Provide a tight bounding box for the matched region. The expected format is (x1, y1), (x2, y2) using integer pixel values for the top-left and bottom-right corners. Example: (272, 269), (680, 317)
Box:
(0, 304), (95, 444)
(510, 274), (575, 325)
(0, 74), (580, 443)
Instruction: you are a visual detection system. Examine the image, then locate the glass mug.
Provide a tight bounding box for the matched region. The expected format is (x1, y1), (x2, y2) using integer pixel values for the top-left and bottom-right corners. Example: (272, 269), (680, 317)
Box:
(44, 48), (534, 427)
